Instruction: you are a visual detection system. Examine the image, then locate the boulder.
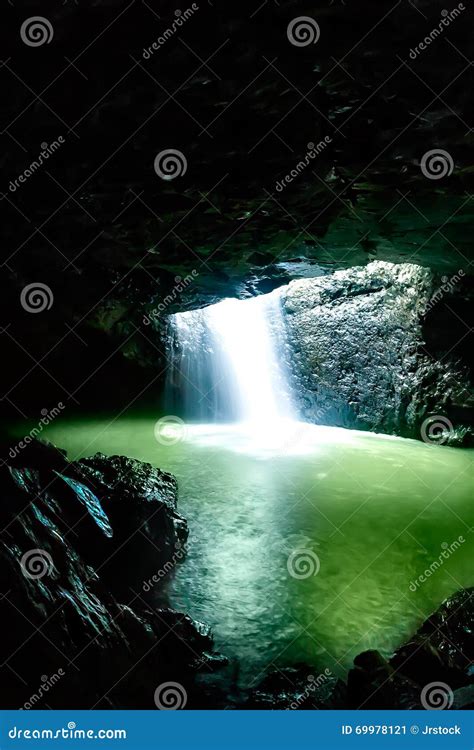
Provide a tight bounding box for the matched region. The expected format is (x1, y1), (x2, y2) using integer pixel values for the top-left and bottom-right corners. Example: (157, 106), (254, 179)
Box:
(0, 439), (221, 709)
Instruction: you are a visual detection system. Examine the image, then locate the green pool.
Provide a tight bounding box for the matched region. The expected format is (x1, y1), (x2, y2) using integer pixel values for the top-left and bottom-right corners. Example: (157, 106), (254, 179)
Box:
(17, 414), (473, 688)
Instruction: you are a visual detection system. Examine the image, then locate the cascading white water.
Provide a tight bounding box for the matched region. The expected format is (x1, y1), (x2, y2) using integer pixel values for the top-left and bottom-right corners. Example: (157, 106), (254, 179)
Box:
(165, 288), (295, 427)
(205, 291), (294, 424)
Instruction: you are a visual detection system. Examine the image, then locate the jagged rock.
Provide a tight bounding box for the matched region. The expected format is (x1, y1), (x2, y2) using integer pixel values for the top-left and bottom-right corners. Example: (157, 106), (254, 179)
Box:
(282, 261), (473, 438)
(391, 587), (473, 683)
(249, 589), (473, 711)
(70, 453), (188, 592)
(248, 665), (346, 710)
(347, 650), (421, 710)
(0, 439), (221, 709)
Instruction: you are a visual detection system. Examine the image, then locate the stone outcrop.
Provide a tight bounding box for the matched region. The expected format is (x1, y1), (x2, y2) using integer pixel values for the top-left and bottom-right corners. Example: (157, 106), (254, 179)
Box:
(282, 261), (473, 440)
(249, 588), (473, 710)
(0, 440), (222, 709)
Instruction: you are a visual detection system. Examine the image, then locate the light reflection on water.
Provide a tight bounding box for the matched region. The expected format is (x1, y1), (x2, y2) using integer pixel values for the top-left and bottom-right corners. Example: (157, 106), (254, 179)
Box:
(41, 416), (473, 687)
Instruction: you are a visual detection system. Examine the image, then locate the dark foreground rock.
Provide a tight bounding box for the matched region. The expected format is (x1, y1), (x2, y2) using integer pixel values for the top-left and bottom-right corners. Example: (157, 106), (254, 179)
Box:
(0, 440), (223, 709)
(248, 588), (473, 710)
(282, 261), (473, 440)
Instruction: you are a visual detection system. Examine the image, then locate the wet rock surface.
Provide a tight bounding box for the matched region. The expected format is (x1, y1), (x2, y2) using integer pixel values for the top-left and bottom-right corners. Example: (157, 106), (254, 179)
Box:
(0, 439), (222, 709)
(283, 261), (473, 439)
(249, 588), (473, 710)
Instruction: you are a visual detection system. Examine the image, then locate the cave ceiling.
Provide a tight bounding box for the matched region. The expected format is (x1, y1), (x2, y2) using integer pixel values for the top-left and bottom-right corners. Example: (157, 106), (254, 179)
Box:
(1, 0), (473, 410)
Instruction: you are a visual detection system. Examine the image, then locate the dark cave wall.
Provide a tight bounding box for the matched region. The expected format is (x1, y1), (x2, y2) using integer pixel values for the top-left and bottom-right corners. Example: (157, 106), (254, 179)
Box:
(282, 261), (473, 441)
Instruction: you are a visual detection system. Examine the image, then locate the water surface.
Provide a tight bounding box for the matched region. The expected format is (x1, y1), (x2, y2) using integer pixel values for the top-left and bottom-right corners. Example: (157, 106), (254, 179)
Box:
(34, 415), (473, 687)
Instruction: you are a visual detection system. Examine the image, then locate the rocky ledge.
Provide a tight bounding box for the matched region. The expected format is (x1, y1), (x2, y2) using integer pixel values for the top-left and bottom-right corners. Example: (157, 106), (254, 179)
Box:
(0, 439), (223, 709)
(249, 587), (473, 710)
(282, 261), (473, 442)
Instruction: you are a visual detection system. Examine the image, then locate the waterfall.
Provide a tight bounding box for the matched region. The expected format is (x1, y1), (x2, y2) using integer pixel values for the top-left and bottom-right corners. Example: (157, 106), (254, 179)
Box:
(165, 288), (295, 425)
